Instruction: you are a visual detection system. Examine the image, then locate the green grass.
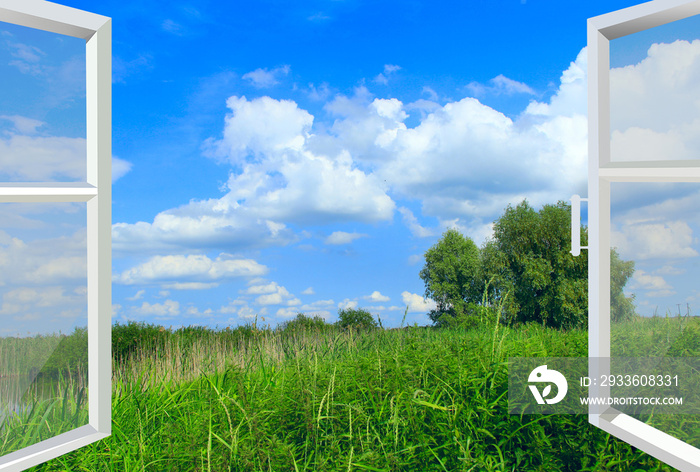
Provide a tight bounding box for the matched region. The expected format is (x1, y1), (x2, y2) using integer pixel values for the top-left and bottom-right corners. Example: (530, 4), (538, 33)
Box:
(11, 319), (681, 471)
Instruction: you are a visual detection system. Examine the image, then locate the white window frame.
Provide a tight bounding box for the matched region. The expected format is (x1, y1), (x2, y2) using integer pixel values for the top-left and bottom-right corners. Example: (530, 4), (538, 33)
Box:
(589, 0), (700, 470)
(0, 1), (111, 470)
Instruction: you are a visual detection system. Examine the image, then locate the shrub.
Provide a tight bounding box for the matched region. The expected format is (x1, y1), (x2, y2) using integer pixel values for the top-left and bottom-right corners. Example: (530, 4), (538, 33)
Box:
(279, 313), (330, 333)
(336, 308), (378, 330)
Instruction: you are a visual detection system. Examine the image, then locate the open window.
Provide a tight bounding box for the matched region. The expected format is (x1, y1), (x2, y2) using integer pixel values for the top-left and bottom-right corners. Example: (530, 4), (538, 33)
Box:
(0, 1), (110, 470)
(588, 0), (700, 469)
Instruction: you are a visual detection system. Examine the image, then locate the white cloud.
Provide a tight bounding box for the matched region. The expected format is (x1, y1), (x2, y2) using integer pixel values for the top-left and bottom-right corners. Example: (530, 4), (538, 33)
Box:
(299, 299), (335, 310)
(224, 303), (265, 321)
(7, 41), (44, 75)
(374, 64), (401, 85)
(338, 299), (358, 310)
(421, 86), (439, 101)
(0, 133), (85, 181)
(245, 281), (299, 307)
(0, 117), (130, 182)
(161, 282), (219, 290)
(526, 48), (587, 118)
(612, 220), (698, 260)
(610, 40), (700, 134)
(0, 115), (43, 134)
(467, 74), (536, 97)
(208, 95), (312, 163)
(114, 48), (595, 254)
(401, 291), (437, 313)
(0, 227), (86, 286)
(276, 307), (301, 318)
(398, 207), (434, 237)
(363, 291), (390, 302)
(114, 253), (268, 285)
(0, 287), (83, 315)
(629, 270), (675, 298)
(243, 65), (290, 88)
(112, 156), (133, 182)
(132, 299), (181, 317)
(126, 290), (145, 301)
(325, 231), (367, 245)
(302, 286), (315, 295)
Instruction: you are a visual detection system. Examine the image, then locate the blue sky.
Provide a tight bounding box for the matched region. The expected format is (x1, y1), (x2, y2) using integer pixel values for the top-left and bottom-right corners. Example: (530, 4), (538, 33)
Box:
(2, 0), (700, 334)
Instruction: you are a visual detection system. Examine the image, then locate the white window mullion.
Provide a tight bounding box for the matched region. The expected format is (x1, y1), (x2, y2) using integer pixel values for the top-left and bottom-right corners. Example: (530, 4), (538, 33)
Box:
(589, 1), (700, 470)
(0, 183), (98, 202)
(0, 1), (111, 470)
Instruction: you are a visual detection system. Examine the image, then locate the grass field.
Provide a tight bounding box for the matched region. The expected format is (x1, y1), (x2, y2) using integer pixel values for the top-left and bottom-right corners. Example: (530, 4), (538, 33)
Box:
(1, 316), (690, 471)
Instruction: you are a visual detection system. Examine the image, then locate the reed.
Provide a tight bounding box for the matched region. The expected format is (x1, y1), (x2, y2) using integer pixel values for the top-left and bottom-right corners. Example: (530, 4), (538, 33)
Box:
(17, 319), (689, 471)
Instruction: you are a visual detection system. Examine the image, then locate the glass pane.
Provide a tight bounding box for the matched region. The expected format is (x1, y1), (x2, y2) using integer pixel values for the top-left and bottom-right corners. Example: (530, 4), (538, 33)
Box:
(610, 182), (700, 448)
(0, 203), (88, 456)
(0, 21), (86, 182)
(609, 14), (700, 162)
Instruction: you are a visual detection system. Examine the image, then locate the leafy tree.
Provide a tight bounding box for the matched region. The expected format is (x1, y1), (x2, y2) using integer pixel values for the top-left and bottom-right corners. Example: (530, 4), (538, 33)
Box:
(280, 313), (330, 333)
(420, 200), (636, 330)
(611, 249), (636, 322)
(420, 229), (483, 327)
(484, 200), (635, 328)
(481, 200), (587, 328)
(336, 308), (378, 330)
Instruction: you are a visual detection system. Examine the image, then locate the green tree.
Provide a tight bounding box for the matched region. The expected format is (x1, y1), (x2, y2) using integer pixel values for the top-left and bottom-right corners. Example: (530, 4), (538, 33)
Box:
(611, 249), (636, 322)
(279, 313), (330, 333)
(336, 308), (378, 330)
(483, 200), (635, 328)
(420, 200), (636, 330)
(419, 229), (483, 327)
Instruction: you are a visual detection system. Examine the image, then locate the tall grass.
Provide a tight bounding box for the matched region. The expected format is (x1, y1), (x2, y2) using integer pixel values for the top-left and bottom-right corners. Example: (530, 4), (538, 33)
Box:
(19, 319), (679, 471)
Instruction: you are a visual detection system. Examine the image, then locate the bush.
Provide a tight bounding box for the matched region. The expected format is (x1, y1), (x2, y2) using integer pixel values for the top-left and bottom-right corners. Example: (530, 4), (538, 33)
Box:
(336, 308), (378, 330)
(279, 313), (330, 333)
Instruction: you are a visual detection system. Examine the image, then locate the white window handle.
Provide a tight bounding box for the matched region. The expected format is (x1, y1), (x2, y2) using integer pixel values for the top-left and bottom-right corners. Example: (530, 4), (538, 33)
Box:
(570, 195), (588, 257)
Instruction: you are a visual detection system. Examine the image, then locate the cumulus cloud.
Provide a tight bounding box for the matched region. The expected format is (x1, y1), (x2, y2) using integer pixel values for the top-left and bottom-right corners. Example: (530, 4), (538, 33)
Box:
(0, 227), (86, 286)
(605, 40), (700, 162)
(208, 95), (312, 163)
(114, 253), (268, 286)
(467, 74), (536, 97)
(338, 299), (358, 310)
(325, 231), (367, 245)
(401, 291), (437, 313)
(628, 270), (675, 298)
(0, 133), (85, 181)
(0, 117), (132, 182)
(132, 299), (181, 317)
(245, 281), (300, 306)
(363, 291), (390, 302)
(0, 286), (83, 316)
(243, 65), (290, 88)
(526, 48), (587, 118)
(612, 220), (698, 260)
(114, 45), (596, 255)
